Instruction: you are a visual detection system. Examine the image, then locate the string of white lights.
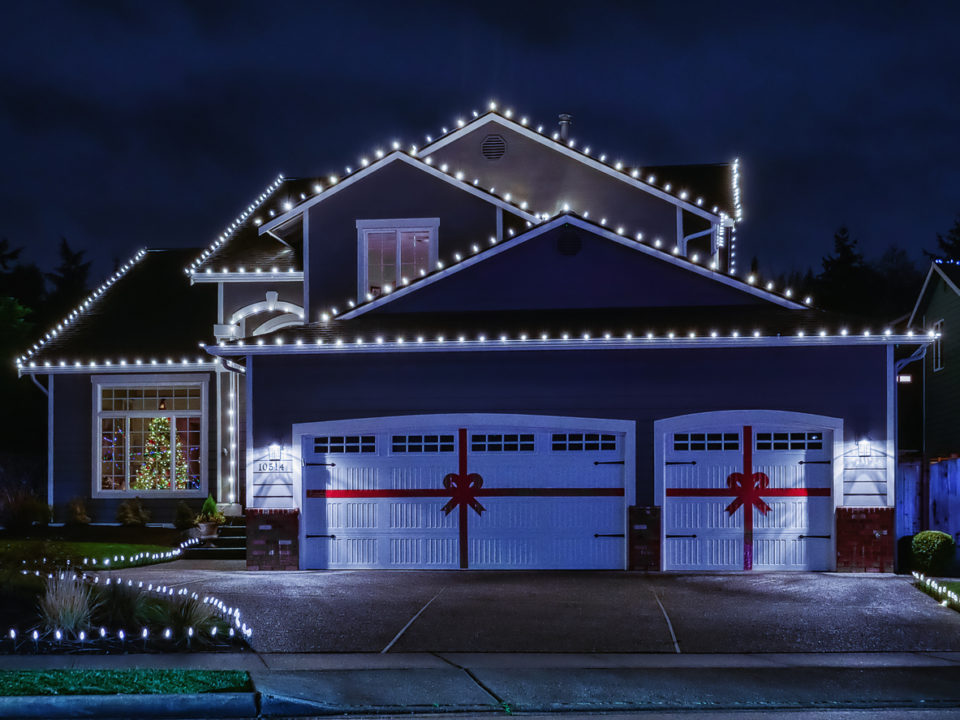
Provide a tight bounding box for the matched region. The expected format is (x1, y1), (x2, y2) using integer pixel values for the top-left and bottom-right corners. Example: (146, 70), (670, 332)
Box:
(913, 571), (960, 609)
(15, 249), (148, 369)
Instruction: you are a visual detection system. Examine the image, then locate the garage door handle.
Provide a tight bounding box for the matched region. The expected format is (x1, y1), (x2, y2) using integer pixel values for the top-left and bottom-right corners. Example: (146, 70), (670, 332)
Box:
(798, 460), (830, 465)
(304, 462), (337, 467)
(305, 534), (336, 539)
(799, 534), (830, 539)
(665, 461), (697, 466)
(594, 533), (625, 538)
(594, 460), (625, 465)
(666, 534), (697, 538)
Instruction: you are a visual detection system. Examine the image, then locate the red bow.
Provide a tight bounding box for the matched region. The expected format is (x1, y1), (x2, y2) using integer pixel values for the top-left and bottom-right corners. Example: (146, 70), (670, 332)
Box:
(441, 472), (486, 516)
(725, 471), (772, 516)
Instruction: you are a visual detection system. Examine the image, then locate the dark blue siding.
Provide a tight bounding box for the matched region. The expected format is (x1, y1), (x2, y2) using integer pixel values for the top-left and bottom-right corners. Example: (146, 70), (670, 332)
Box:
(52, 373), (217, 524)
(250, 345), (888, 505)
(374, 224), (768, 313)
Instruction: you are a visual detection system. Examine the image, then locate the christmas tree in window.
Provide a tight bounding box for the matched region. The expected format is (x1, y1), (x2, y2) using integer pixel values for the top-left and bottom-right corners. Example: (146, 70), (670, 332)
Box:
(131, 417), (190, 490)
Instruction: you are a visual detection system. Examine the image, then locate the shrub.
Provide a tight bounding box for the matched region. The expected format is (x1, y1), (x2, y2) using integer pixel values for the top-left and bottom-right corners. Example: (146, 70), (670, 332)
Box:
(148, 594), (228, 643)
(116, 498), (151, 526)
(66, 497), (91, 526)
(92, 581), (152, 629)
(38, 573), (100, 635)
(912, 530), (956, 575)
(173, 501), (197, 530)
(196, 495), (225, 525)
(0, 482), (51, 532)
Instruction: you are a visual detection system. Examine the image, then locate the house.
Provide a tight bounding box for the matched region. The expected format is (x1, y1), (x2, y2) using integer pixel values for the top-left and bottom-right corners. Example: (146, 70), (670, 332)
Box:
(903, 260), (960, 539)
(17, 103), (933, 572)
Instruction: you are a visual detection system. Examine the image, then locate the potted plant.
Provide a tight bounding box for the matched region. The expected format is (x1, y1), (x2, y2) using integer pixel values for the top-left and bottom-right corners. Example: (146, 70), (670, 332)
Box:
(195, 495), (225, 543)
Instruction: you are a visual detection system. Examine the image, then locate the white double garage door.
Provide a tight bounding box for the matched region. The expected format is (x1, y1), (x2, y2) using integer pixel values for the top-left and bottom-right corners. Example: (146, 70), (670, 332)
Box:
(296, 411), (838, 571)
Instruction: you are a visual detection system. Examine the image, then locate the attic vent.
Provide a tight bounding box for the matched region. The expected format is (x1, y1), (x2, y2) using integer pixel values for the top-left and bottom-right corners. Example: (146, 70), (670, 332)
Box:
(480, 134), (507, 160)
(556, 229), (582, 256)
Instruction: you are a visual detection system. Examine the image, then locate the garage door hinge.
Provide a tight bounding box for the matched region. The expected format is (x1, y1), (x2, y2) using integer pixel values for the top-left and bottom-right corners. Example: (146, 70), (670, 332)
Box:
(666, 534), (697, 538)
(305, 534), (336, 539)
(798, 460), (830, 465)
(594, 460), (625, 465)
(798, 534), (831, 539)
(665, 461), (697, 466)
(594, 533), (625, 538)
(304, 462), (337, 467)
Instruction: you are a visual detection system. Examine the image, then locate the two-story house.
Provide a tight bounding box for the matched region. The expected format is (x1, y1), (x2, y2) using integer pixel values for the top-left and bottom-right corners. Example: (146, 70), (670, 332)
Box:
(17, 104), (931, 572)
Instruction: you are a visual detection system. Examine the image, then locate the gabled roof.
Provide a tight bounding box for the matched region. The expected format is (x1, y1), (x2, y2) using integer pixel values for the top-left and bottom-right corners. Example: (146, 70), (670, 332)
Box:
(18, 249), (217, 374)
(908, 260), (960, 327)
(334, 215), (805, 321)
(256, 151), (538, 236)
(416, 110), (733, 224)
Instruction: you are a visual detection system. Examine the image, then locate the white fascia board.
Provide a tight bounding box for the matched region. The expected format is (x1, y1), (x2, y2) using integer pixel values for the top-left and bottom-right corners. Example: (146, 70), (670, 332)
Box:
(206, 334), (932, 358)
(258, 152), (537, 235)
(339, 215), (804, 320)
(418, 115), (722, 224)
(19, 361), (220, 377)
(191, 272), (304, 284)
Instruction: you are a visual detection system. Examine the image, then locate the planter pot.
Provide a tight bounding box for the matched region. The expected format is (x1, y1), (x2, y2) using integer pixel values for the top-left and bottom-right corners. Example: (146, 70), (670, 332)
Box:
(197, 521), (219, 546)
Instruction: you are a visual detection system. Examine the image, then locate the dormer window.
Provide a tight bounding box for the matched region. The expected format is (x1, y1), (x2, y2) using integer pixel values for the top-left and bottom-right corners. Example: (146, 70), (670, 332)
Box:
(357, 218), (439, 299)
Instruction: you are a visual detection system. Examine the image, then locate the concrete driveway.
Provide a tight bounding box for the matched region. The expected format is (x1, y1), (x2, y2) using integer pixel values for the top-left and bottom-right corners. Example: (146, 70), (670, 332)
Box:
(104, 562), (960, 654)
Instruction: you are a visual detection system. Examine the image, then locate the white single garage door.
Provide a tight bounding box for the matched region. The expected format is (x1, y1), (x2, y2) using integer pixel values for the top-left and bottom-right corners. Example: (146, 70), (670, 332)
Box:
(298, 415), (630, 570)
(661, 417), (835, 571)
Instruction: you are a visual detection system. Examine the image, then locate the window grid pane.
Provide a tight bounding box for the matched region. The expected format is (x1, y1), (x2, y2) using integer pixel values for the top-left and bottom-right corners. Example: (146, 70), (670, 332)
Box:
(392, 434), (455, 453)
(552, 433), (617, 451)
(471, 433), (535, 452)
(673, 432), (739, 452)
(100, 418), (126, 490)
(314, 435), (376, 454)
(756, 431), (823, 451)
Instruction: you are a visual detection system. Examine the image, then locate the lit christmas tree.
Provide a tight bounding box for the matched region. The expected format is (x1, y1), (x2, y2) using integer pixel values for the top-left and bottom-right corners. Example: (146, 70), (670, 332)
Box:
(132, 417), (189, 490)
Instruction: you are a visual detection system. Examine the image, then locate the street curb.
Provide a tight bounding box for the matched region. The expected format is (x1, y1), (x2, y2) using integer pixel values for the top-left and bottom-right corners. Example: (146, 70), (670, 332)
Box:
(0, 691), (257, 718)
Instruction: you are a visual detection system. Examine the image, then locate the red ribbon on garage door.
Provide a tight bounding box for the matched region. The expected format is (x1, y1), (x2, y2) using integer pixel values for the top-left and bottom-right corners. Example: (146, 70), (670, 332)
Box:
(307, 428), (625, 568)
(665, 426), (831, 570)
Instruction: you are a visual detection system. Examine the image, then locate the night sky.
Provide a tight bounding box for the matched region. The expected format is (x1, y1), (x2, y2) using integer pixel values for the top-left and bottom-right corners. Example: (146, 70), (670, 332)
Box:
(1, 1), (957, 281)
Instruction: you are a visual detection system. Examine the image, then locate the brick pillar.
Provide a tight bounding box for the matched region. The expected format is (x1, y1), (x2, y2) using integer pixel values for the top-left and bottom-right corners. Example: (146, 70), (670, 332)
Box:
(247, 509), (299, 570)
(835, 507), (894, 572)
(628, 506), (661, 571)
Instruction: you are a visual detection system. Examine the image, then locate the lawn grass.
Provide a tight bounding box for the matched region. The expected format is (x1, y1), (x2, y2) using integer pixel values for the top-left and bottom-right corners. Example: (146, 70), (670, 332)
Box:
(0, 669), (251, 695)
(0, 540), (174, 569)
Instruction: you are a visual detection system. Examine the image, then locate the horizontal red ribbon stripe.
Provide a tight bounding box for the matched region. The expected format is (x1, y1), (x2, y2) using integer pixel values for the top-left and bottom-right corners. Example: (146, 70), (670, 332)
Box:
(665, 488), (830, 498)
(308, 487), (625, 499)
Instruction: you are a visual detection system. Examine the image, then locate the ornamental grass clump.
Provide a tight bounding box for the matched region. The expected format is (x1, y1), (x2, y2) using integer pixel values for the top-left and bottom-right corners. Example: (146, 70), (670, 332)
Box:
(38, 573), (101, 635)
(92, 581), (153, 630)
(912, 530), (956, 575)
(148, 594), (228, 644)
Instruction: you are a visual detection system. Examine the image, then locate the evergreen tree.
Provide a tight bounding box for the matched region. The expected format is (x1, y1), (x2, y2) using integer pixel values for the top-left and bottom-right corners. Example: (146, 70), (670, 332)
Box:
(0, 238), (22, 271)
(45, 237), (91, 320)
(131, 417), (189, 490)
(926, 215), (960, 261)
(814, 226), (877, 316)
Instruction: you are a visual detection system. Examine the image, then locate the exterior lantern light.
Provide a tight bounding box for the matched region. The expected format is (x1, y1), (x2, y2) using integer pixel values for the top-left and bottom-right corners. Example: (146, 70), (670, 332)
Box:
(268, 443), (282, 461)
(857, 439), (871, 457)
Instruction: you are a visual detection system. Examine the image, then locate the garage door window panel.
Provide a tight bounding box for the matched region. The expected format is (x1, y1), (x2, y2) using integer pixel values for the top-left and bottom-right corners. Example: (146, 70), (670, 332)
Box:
(471, 434), (534, 452)
(313, 435), (376, 454)
(552, 433), (617, 451)
(673, 432), (739, 452)
(392, 434), (455, 453)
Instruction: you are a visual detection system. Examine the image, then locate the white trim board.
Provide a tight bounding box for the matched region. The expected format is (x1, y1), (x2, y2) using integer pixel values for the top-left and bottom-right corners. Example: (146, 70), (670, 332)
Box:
(258, 152), (538, 236)
(191, 272), (303, 284)
(339, 215), (805, 320)
(417, 114), (726, 224)
(21, 362), (220, 376)
(908, 263), (960, 328)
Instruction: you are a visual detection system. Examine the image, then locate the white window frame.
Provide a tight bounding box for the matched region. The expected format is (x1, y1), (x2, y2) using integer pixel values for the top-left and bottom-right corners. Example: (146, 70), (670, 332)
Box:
(356, 218), (439, 300)
(91, 374), (208, 498)
(933, 319), (944, 372)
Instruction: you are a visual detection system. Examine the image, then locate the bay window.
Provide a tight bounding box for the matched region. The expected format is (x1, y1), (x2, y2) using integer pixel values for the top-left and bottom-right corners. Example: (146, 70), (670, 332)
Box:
(93, 375), (207, 496)
(357, 218), (439, 299)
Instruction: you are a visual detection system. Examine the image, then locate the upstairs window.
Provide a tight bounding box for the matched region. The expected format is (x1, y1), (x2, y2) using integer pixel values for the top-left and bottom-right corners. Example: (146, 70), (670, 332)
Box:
(933, 319), (944, 372)
(357, 219), (439, 300)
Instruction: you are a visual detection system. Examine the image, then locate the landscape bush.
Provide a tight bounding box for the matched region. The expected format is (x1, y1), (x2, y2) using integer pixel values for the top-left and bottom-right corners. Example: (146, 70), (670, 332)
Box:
(148, 594), (228, 643)
(173, 501), (197, 530)
(912, 530), (956, 575)
(116, 498), (150, 526)
(65, 497), (91, 526)
(196, 495), (225, 525)
(38, 573), (101, 634)
(92, 581), (153, 629)
(0, 481), (50, 533)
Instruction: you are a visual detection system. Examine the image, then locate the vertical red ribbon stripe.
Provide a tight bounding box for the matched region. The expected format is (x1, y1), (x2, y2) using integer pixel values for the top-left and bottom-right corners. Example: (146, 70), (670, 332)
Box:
(664, 425), (831, 570)
(306, 427), (625, 568)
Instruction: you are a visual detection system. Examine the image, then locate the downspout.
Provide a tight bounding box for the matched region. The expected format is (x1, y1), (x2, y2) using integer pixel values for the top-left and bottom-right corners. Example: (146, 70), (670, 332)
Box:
(895, 343), (928, 533)
(29, 374), (53, 510)
(28, 373), (48, 397)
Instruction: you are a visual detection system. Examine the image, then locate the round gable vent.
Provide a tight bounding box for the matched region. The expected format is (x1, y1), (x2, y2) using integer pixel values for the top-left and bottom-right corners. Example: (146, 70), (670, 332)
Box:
(556, 229), (582, 256)
(480, 134), (507, 160)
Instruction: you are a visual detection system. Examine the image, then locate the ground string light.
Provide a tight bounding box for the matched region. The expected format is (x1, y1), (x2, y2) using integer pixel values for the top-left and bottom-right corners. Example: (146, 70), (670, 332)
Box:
(17, 537), (202, 572)
(913, 571), (960, 610)
(15, 249), (148, 370)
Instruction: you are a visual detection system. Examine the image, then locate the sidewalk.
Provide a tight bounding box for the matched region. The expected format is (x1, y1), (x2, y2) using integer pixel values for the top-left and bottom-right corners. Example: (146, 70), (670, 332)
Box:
(3, 652), (960, 716)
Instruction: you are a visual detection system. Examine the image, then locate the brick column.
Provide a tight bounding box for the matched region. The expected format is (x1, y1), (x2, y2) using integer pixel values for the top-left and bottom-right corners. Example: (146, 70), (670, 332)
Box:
(247, 509), (299, 570)
(628, 506), (661, 571)
(835, 507), (894, 572)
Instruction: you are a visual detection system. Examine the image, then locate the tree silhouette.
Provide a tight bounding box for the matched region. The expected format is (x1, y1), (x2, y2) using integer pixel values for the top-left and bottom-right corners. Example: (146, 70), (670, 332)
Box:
(926, 215), (960, 261)
(45, 237), (91, 319)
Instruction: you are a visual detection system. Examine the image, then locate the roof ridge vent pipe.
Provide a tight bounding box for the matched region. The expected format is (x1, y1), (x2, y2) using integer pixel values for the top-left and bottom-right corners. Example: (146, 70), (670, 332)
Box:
(558, 113), (573, 142)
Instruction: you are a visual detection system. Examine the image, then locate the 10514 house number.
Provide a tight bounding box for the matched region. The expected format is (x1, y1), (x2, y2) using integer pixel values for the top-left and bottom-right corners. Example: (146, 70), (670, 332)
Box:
(254, 461), (292, 473)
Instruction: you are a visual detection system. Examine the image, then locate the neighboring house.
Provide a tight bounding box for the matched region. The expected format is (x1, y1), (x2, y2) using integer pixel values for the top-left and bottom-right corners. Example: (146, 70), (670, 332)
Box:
(904, 260), (960, 538)
(17, 105), (933, 572)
